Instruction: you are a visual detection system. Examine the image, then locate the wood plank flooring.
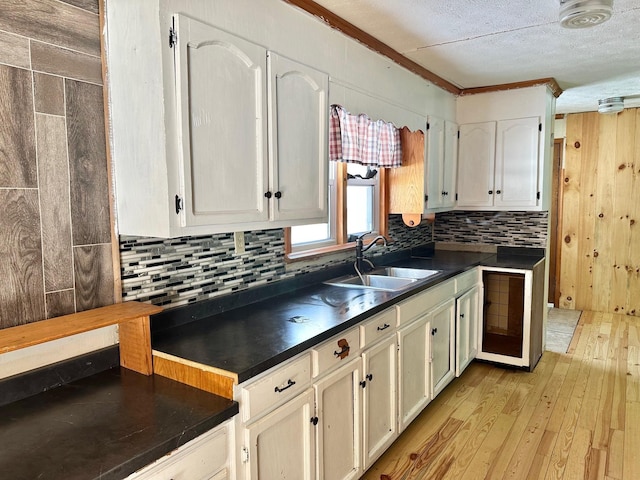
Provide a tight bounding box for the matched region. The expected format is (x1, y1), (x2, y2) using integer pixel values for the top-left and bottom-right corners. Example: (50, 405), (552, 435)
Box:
(362, 311), (638, 480)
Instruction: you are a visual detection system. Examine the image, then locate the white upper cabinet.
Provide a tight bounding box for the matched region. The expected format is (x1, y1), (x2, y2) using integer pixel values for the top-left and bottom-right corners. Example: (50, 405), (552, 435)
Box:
(456, 85), (555, 212)
(267, 52), (328, 223)
(494, 117), (540, 208)
(457, 122), (497, 208)
(426, 117), (458, 211)
(175, 15), (269, 227)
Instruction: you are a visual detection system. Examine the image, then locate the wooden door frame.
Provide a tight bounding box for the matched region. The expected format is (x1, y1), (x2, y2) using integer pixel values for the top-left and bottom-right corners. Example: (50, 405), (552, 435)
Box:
(548, 138), (564, 306)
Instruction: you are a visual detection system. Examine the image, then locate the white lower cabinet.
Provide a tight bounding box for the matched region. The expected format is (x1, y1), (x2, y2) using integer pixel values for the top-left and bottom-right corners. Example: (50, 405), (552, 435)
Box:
(397, 314), (431, 432)
(361, 335), (398, 470)
(455, 285), (480, 376)
(314, 357), (362, 480)
(430, 298), (456, 398)
(126, 419), (234, 480)
(243, 388), (316, 480)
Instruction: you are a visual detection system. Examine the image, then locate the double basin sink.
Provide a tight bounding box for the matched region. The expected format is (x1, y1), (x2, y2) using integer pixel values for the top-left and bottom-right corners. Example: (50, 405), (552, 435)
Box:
(325, 267), (441, 292)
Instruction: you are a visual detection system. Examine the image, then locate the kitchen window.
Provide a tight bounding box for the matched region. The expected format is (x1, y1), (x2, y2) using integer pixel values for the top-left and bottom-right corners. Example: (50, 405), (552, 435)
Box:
(286, 161), (388, 259)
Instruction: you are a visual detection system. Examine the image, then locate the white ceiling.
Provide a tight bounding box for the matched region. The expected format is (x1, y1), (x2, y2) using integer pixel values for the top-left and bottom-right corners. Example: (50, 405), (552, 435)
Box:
(311, 0), (640, 113)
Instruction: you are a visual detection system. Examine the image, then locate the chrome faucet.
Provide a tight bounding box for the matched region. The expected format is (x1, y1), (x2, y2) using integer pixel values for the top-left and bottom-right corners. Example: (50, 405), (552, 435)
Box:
(355, 232), (389, 274)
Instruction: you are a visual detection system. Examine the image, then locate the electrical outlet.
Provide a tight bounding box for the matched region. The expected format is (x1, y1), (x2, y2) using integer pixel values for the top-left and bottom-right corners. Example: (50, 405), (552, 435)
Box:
(234, 231), (245, 254)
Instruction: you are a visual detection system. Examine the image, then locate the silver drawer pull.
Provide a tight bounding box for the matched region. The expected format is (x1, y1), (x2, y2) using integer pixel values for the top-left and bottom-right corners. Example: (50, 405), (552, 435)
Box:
(274, 379), (296, 393)
(377, 323), (390, 331)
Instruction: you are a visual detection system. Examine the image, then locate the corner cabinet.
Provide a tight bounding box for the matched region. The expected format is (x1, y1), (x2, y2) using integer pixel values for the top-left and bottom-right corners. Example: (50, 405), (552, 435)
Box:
(456, 117), (540, 209)
(455, 85), (556, 211)
(104, 7), (328, 237)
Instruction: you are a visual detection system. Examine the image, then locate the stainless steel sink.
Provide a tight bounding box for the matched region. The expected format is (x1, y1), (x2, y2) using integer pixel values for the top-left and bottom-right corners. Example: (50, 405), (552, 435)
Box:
(324, 267), (441, 292)
(325, 274), (417, 291)
(372, 267), (441, 280)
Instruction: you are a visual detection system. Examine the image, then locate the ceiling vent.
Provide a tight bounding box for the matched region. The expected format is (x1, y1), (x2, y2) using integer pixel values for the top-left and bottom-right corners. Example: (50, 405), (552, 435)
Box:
(598, 97), (624, 114)
(559, 0), (613, 28)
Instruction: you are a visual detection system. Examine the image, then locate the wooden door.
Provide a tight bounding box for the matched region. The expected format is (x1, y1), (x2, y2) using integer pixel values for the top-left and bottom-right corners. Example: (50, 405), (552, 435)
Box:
(361, 336), (397, 470)
(267, 52), (328, 223)
(442, 120), (458, 209)
(426, 116), (445, 210)
(430, 298), (456, 397)
(245, 389), (316, 480)
(455, 286), (479, 377)
(456, 122), (496, 208)
(174, 14), (269, 227)
(397, 314), (430, 432)
(314, 358), (361, 480)
(494, 117), (540, 208)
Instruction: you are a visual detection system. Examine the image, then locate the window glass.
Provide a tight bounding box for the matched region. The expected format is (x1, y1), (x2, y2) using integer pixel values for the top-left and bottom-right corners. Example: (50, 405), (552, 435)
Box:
(346, 185), (374, 236)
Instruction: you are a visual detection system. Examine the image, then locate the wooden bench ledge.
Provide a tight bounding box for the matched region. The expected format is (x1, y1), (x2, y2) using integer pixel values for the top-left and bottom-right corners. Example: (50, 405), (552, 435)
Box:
(0, 302), (162, 375)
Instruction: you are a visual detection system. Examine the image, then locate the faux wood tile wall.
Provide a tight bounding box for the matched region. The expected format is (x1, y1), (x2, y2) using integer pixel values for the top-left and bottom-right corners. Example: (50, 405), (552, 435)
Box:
(560, 109), (640, 316)
(0, 0), (113, 328)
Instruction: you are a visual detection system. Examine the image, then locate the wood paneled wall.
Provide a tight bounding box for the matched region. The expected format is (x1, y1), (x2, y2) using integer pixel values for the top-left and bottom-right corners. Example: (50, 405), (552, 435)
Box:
(0, 0), (114, 328)
(560, 109), (640, 315)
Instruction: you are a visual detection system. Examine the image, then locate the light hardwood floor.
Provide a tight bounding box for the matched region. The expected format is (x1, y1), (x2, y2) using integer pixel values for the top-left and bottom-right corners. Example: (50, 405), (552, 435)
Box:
(362, 311), (638, 479)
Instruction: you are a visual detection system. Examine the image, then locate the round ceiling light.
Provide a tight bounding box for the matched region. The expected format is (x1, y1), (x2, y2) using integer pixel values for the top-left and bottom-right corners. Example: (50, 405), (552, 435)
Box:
(559, 0), (613, 28)
(598, 97), (624, 114)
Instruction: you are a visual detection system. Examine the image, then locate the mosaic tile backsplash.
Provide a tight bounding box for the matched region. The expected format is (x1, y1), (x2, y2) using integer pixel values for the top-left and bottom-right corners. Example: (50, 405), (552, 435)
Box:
(120, 211), (548, 307)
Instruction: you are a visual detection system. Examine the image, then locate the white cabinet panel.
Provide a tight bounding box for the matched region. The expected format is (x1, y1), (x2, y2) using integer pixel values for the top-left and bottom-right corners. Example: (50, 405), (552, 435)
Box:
(175, 15), (269, 227)
(456, 122), (496, 208)
(314, 358), (362, 480)
(430, 298), (456, 398)
(455, 285), (479, 377)
(494, 117), (540, 208)
(442, 120), (458, 210)
(268, 52), (328, 223)
(426, 116), (445, 210)
(361, 336), (397, 470)
(244, 389), (316, 480)
(397, 314), (430, 432)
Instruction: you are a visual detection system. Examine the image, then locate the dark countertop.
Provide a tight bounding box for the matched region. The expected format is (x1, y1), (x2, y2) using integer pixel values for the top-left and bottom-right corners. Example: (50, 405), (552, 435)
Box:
(153, 247), (544, 383)
(0, 366), (238, 480)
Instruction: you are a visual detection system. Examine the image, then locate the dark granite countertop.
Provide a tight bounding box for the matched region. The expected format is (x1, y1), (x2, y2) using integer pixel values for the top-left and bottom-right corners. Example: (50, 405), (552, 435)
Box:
(0, 366), (238, 480)
(153, 246), (544, 383)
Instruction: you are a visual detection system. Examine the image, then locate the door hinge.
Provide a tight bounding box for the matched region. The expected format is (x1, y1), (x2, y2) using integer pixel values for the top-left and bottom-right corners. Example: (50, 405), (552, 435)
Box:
(241, 446), (249, 464)
(426, 122), (430, 130)
(455, 193), (458, 201)
(169, 24), (177, 48)
(175, 194), (183, 214)
(539, 123), (542, 132)
(457, 130), (460, 139)
(537, 191), (541, 200)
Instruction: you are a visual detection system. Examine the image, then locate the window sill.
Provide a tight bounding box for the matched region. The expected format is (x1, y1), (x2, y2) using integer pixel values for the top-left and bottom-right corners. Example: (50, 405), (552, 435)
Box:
(285, 242), (356, 263)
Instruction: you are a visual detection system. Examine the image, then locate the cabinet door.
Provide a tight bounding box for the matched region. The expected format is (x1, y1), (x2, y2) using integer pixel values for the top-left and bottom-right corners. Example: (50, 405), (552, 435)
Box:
(426, 116), (445, 210)
(442, 121), (458, 209)
(397, 314), (430, 432)
(455, 285), (479, 377)
(494, 117), (540, 208)
(174, 15), (269, 227)
(314, 358), (362, 480)
(267, 52), (328, 223)
(430, 298), (456, 398)
(361, 336), (397, 470)
(456, 122), (495, 208)
(245, 389), (316, 480)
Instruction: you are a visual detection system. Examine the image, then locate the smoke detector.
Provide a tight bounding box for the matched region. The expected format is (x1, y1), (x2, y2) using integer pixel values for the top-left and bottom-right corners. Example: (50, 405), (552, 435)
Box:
(559, 0), (613, 28)
(598, 97), (624, 114)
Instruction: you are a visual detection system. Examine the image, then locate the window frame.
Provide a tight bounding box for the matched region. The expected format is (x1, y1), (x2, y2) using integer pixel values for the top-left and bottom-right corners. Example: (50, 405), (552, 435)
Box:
(285, 162), (389, 261)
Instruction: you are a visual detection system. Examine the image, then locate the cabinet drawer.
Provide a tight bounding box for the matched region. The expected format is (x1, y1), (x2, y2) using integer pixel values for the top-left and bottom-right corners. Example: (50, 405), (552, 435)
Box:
(127, 421), (230, 479)
(240, 353), (311, 422)
(456, 268), (479, 293)
(397, 280), (455, 325)
(312, 327), (360, 378)
(360, 308), (397, 348)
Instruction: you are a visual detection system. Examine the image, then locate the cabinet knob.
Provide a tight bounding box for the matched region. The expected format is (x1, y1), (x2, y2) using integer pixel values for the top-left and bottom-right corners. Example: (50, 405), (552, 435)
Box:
(431, 327), (438, 335)
(488, 190), (493, 195)
(310, 416), (319, 425)
(460, 313), (465, 318)
(366, 373), (373, 382)
(496, 190), (501, 194)
(264, 191), (272, 199)
(274, 191), (282, 199)
(360, 380), (367, 388)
